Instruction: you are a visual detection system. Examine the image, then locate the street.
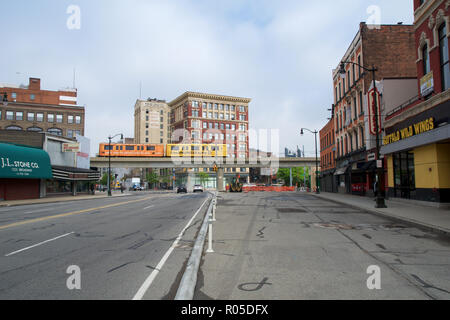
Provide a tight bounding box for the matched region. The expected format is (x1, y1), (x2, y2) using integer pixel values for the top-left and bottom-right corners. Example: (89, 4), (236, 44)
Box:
(196, 192), (450, 300)
(0, 192), (210, 300)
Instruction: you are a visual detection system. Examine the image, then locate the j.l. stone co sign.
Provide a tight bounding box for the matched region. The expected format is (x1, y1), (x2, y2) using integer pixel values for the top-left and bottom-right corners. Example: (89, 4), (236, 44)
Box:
(383, 118), (435, 146)
(0, 143), (53, 179)
(1, 157), (41, 178)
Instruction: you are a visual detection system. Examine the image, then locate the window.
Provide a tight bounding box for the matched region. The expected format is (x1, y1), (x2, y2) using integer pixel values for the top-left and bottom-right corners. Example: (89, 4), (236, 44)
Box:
(6, 126), (22, 131)
(76, 115), (81, 124)
(226, 124), (230, 130)
(423, 44), (430, 75)
(27, 112), (35, 122)
(11, 93), (17, 99)
(225, 114), (229, 120)
(203, 111), (207, 118)
(239, 106), (245, 112)
(214, 104), (218, 110)
(359, 91), (364, 115)
(215, 123), (219, 129)
(48, 114), (54, 123)
(68, 115), (74, 124)
(219, 113), (224, 120)
(239, 114), (246, 121)
(439, 24), (450, 91)
(203, 122), (207, 129)
(16, 112), (23, 121)
(48, 128), (62, 136)
(208, 112), (212, 119)
(225, 105), (230, 111)
(231, 105), (235, 112)
(358, 56), (361, 77)
(37, 113), (43, 122)
(56, 115), (63, 123)
(30, 94), (35, 101)
(231, 124), (236, 131)
(214, 113), (218, 119)
(219, 104), (224, 111)
(67, 129), (73, 137)
(220, 123), (224, 130)
(5, 111), (13, 121)
(28, 127), (43, 132)
(126, 146), (135, 151)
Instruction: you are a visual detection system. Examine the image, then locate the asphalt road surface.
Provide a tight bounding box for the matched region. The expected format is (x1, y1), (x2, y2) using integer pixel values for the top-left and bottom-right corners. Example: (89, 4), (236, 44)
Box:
(0, 192), (210, 300)
(196, 192), (450, 300)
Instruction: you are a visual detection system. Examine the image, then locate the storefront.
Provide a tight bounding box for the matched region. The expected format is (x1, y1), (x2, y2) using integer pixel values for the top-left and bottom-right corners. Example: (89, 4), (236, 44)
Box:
(0, 143), (53, 200)
(382, 101), (450, 204)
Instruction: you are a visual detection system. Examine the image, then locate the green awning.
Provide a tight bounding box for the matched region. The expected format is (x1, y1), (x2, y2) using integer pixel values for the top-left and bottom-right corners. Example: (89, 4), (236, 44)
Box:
(0, 143), (53, 179)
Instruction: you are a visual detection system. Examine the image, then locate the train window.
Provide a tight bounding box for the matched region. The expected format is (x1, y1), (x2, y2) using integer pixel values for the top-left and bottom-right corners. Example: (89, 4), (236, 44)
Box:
(104, 145), (112, 150)
(171, 146), (179, 151)
(192, 146), (200, 151)
(211, 146), (216, 151)
(120, 146), (123, 150)
(147, 146), (156, 151)
(126, 146), (135, 151)
(116, 146), (119, 150)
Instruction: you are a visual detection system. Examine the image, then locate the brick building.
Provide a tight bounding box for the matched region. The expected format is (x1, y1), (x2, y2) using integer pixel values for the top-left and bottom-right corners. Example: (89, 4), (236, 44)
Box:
(319, 107), (336, 193)
(168, 92), (251, 189)
(0, 78), (84, 138)
(134, 98), (171, 144)
(381, 0), (450, 205)
(332, 22), (417, 195)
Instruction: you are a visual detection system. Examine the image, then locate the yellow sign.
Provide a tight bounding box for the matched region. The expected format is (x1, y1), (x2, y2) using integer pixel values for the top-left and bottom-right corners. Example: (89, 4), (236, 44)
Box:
(420, 71), (434, 96)
(384, 118), (435, 145)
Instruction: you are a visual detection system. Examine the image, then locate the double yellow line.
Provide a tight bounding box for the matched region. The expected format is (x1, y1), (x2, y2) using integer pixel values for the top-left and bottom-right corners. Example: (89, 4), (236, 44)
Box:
(0, 196), (153, 231)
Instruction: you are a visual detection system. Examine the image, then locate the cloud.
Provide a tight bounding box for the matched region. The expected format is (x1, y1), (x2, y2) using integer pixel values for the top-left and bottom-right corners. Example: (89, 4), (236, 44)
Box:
(0, 0), (414, 157)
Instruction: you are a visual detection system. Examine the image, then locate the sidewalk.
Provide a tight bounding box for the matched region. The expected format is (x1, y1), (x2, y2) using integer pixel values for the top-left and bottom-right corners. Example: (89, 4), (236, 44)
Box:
(312, 192), (450, 235)
(0, 191), (132, 208)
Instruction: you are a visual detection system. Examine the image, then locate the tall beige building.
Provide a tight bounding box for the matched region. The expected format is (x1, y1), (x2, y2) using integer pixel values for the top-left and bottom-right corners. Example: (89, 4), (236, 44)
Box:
(134, 99), (171, 144)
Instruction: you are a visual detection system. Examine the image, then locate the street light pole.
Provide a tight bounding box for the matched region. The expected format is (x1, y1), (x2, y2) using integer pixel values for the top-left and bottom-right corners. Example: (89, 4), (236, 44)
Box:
(301, 128), (320, 194)
(339, 61), (386, 208)
(107, 133), (123, 197)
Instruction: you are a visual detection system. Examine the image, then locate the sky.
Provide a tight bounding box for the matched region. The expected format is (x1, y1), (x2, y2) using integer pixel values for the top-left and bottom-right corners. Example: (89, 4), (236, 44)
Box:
(0, 0), (414, 157)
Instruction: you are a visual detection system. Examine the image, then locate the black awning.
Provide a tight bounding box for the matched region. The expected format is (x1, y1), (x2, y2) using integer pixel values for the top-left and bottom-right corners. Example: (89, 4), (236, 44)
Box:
(353, 161), (376, 173)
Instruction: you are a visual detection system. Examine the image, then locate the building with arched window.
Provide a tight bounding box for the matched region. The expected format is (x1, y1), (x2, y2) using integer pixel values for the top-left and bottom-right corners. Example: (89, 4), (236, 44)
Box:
(331, 22), (417, 195)
(381, 0), (450, 206)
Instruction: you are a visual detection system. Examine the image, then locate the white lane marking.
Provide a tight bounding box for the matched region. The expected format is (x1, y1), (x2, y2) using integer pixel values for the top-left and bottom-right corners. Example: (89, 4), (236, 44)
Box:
(5, 232), (75, 257)
(143, 205), (154, 210)
(132, 196), (210, 300)
(24, 208), (51, 214)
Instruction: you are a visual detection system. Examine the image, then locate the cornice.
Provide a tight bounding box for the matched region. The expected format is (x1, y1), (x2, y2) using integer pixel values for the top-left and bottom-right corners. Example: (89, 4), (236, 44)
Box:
(414, 0), (444, 29)
(168, 92), (252, 107)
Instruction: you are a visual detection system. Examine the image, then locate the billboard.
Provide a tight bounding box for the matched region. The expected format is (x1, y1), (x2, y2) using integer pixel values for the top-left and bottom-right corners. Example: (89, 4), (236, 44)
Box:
(75, 135), (90, 169)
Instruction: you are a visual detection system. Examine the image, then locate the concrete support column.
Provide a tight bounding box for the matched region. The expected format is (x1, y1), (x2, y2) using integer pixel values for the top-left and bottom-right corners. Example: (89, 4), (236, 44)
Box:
(217, 167), (224, 192)
(40, 179), (47, 199)
(310, 166), (317, 191)
(289, 168), (293, 187)
(72, 181), (78, 196)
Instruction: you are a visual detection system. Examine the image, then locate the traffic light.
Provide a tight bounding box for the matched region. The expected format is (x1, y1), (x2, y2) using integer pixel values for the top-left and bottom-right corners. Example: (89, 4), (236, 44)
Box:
(213, 164), (218, 172)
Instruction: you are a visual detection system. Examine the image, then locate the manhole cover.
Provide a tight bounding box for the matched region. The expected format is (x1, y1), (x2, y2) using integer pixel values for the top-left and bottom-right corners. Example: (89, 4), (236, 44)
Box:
(276, 208), (307, 213)
(313, 223), (355, 230)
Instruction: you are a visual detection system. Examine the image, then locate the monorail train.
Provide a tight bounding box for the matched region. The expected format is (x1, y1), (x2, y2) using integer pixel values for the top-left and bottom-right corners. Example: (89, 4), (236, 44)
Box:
(98, 143), (227, 158)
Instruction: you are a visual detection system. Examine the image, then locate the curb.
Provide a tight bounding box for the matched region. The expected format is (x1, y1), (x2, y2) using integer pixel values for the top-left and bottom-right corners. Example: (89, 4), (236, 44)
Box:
(175, 192), (216, 300)
(311, 193), (450, 236)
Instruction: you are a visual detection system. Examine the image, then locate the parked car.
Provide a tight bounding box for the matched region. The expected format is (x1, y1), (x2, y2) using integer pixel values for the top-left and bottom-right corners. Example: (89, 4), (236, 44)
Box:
(177, 185), (188, 194)
(193, 185), (204, 193)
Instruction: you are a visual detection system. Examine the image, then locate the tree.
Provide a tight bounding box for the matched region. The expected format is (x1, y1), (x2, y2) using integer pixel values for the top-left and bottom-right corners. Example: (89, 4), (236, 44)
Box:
(197, 172), (210, 186)
(100, 173), (113, 186)
(146, 172), (159, 189)
(276, 167), (310, 187)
